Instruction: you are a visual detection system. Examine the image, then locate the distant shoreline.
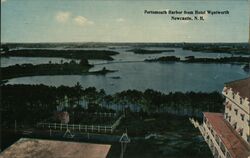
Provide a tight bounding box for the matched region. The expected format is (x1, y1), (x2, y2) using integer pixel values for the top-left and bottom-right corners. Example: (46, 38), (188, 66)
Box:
(1, 43), (248, 55)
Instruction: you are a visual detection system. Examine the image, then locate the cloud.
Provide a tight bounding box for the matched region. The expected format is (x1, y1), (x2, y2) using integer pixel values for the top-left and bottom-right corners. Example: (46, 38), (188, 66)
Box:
(116, 18), (125, 22)
(55, 11), (71, 23)
(74, 16), (94, 26)
(1, 0), (6, 3)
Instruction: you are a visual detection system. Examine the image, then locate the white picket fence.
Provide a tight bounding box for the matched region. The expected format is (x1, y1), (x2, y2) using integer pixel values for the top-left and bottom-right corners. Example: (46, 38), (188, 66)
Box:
(37, 114), (124, 133)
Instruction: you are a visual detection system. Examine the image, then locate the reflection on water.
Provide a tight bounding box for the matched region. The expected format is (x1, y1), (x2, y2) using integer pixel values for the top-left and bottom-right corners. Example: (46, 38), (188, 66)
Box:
(7, 62), (249, 94)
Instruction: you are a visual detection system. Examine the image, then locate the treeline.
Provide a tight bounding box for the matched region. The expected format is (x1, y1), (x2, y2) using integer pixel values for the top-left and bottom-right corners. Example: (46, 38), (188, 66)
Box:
(1, 60), (92, 80)
(146, 55), (250, 64)
(145, 56), (180, 62)
(1, 84), (224, 127)
(1, 60), (116, 80)
(185, 56), (250, 63)
(128, 48), (175, 54)
(1, 49), (119, 60)
(183, 44), (249, 55)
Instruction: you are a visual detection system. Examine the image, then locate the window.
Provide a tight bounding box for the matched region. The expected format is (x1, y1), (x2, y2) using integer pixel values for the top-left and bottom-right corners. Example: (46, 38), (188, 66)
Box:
(204, 117), (207, 123)
(233, 122), (237, 129)
(215, 135), (220, 145)
(225, 113), (228, 119)
(240, 114), (244, 121)
(228, 116), (231, 122)
(225, 102), (232, 111)
(220, 143), (226, 155)
(232, 93), (235, 99)
(248, 120), (250, 126)
(238, 128), (243, 136)
(211, 130), (214, 136)
(240, 130), (243, 136)
(247, 135), (250, 143)
(234, 109), (238, 115)
(240, 98), (243, 104)
(224, 88), (228, 95)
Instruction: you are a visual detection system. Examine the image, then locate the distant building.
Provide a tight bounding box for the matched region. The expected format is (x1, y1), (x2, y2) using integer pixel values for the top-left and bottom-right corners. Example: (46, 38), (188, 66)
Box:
(0, 138), (111, 158)
(201, 77), (250, 158)
(54, 111), (70, 124)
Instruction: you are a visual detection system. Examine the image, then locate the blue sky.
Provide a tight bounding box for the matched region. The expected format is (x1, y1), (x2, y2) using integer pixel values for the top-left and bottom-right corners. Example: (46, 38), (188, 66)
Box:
(1, 0), (249, 43)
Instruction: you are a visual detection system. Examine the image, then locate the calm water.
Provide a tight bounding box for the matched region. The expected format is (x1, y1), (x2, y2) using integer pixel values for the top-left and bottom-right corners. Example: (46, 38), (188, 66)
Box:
(1, 47), (239, 67)
(6, 62), (249, 94)
(3, 47), (250, 94)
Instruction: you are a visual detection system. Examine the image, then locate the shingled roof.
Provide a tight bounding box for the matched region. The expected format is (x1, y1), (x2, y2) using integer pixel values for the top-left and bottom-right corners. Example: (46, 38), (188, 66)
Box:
(225, 77), (250, 100)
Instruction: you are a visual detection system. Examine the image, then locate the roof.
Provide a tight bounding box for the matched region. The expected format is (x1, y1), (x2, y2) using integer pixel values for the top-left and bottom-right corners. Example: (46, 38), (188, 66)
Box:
(0, 138), (111, 158)
(225, 77), (250, 99)
(203, 112), (250, 158)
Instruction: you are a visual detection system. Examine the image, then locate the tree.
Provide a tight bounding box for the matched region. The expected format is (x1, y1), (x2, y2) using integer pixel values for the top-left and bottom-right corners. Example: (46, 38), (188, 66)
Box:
(2, 45), (9, 52)
(74, 82), (83, 106)
(79, 58), (89, 66)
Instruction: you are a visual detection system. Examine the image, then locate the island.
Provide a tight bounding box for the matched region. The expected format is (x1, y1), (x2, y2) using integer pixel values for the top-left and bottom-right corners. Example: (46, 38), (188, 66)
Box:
(182, 43), (249, 55)
(1, 59), (116, 80)
(128, 48), (175, 54)
(145, 55), (250, 64)
(145, 56), (180, 62)
(1, 49), (119, 60)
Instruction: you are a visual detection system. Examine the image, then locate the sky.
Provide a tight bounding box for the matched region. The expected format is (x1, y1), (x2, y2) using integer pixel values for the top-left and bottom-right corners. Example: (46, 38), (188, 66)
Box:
(1, 0), (249, 43)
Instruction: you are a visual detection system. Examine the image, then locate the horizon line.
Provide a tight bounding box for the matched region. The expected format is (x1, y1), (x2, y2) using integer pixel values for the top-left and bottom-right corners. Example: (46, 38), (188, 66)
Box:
(1, 41), (249, 44)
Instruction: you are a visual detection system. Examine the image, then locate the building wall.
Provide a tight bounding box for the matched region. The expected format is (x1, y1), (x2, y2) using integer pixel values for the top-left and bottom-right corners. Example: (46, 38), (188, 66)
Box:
(222, 87), (250, 143)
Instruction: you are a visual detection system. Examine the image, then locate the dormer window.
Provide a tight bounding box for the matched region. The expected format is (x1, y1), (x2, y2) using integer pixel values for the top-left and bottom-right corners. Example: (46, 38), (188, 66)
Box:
(224, 88), (229, 95)
(240, 98), (243, 104)
(232, 93), (235, 99)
